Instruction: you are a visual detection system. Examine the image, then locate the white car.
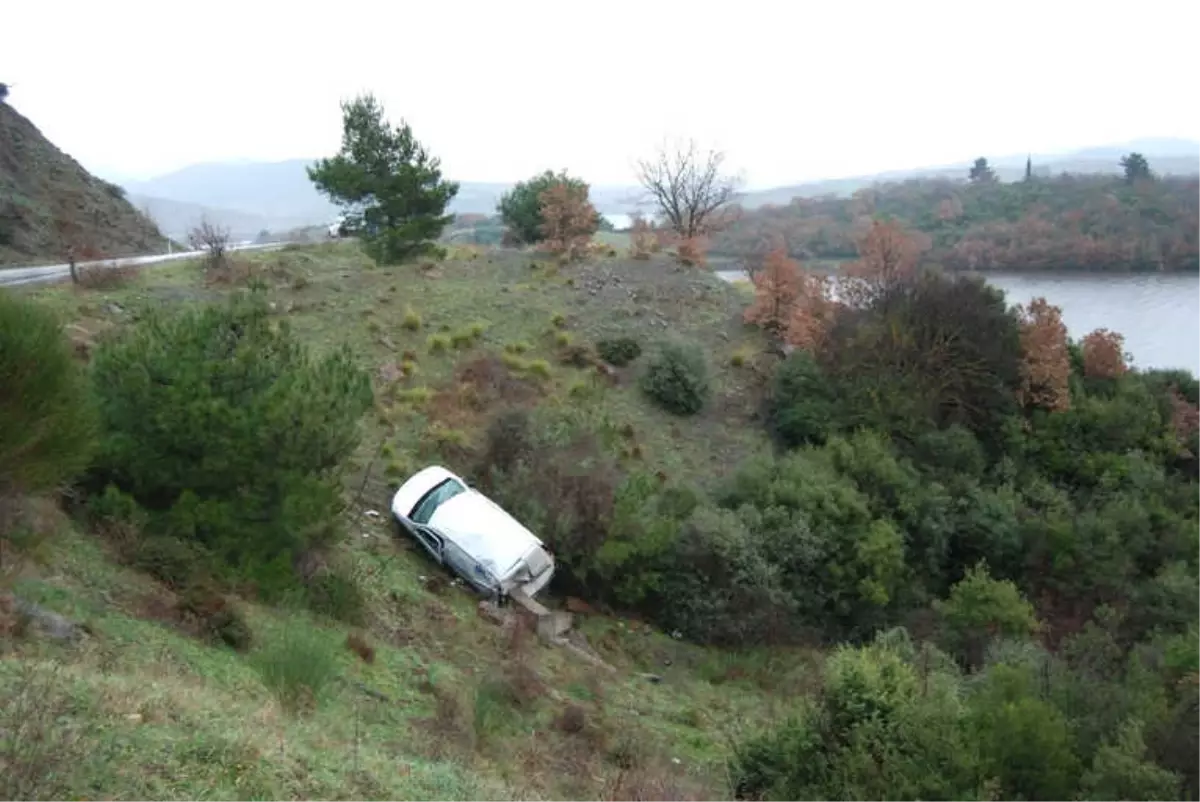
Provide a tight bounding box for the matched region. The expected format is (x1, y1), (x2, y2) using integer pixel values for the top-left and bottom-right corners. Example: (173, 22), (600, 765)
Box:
(390, 465), (555, 600)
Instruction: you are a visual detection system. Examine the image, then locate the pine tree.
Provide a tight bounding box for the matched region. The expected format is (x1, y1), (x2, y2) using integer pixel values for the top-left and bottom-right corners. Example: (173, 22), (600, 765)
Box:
(308, 94), (459, 264)
(1024, 155), (1033, 181)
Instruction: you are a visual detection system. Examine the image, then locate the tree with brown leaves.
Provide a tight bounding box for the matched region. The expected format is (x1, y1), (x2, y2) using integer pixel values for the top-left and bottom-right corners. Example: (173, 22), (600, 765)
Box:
(538, 182), (597, 262)
(676, 236), (708, 267)
(840, 220), (928, 309)
(743, 247), (801, 339)
(1080, 328), (1128, 378)
(1015, 297), (1072, 412)
(629, 215), (656, 259)
(785, 270), (838, 352)
(1167, 386), (1199, 457)
(636, 140), (740, 240)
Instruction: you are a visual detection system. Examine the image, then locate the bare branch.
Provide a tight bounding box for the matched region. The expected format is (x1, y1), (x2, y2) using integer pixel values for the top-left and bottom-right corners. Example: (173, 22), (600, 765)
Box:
(635, 140), (740, 240)
(188, 217), (231, 272)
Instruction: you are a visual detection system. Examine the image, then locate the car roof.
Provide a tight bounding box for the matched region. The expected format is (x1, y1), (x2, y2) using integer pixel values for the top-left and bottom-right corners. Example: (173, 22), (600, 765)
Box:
(429, 490), (545, 578)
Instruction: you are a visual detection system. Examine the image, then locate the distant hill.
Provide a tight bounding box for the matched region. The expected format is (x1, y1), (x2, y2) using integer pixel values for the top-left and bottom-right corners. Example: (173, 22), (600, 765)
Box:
(127, 193), (274, 242)
(736, 139), (1200, 208)
(713, 172), (1200, 273)
(0, 102), (167, 266)
(118, 159), (647, 230)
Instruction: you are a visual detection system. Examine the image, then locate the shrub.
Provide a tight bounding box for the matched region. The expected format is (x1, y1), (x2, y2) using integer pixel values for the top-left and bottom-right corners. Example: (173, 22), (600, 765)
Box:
(770, 350), (842, 447)
(525, 359), (552, 379)
(655, 504), (792, 645)
(933, 562), (1039, 670)
(76, 261), (140, 290)
(427, 333), (450, 353)
(131, 535), (211, 589)
(640, 338), (711, 416)
(251, 626), (340, 713)
(596, 336), (642, 366)
(303, 568), (367, 625)
(401, 307), (422, 331)
(558, 343), (593, 368)
(0, 291), (97, 497)
(176, 582), (253, 651)
(497, 170), (598, 244)
(718, 449), (906, 640)
(88, 293), (373, 599)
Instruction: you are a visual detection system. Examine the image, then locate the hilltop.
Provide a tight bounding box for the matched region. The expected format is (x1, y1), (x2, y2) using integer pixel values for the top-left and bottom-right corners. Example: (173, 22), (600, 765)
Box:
(0, 102), (166, 267)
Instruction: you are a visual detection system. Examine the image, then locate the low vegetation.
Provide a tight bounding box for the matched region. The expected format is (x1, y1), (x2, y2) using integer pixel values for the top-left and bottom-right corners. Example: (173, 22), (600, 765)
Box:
(714, 159), (1200, 273)
(2, 95), (1197, 800)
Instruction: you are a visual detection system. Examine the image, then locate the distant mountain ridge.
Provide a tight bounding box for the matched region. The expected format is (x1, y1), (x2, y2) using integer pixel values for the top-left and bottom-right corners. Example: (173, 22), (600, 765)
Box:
(111, 138), (1200, 234)
(737, 138), (1200, 208)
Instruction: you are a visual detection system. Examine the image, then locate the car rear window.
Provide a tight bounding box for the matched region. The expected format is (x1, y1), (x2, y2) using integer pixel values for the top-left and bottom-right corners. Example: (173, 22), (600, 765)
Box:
(410, 478), (466, 524)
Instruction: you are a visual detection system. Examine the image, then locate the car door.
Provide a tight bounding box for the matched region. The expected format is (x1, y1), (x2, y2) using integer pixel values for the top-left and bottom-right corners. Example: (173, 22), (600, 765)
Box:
(410, 524), (445, 564)
(442, 539), (499, 596)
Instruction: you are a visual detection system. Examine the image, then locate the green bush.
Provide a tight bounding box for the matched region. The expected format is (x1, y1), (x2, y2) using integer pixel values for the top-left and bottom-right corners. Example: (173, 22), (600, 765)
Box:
(88, 292), (373, 598)
(497, 170), (598, 244)
(770, 350), (841, 446)
(0, 291), (97, 497)
(640, 338), (711, 416)
(596, 336), (642, 367)
(655, 504), (792, 645)
(303, 568), (367, 626)
(934, 562), (1039, 670)
(177, 582), (253, 651)
(250, 626), (340, 713)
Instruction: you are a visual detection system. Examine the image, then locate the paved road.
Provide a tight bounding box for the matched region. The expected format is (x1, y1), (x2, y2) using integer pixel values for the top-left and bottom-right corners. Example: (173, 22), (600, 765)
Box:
(0, 242), (286, 288)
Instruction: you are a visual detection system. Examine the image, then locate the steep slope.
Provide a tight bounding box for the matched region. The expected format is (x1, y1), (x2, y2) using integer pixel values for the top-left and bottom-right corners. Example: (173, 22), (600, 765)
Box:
(0, 102), (167, 266)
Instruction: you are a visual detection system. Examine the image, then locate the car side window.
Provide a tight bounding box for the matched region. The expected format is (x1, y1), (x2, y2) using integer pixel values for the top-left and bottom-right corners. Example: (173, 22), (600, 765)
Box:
(410, 479), (466, 525)
(412, 525), (443, 559)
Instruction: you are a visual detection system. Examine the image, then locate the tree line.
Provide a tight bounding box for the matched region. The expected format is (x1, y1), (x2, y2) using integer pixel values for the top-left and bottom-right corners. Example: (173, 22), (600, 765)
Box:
(712, 156), (1199, 273)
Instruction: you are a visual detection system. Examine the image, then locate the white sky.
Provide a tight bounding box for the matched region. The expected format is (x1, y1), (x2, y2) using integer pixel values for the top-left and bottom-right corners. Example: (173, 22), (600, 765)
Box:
(5, 0), (1198, 189)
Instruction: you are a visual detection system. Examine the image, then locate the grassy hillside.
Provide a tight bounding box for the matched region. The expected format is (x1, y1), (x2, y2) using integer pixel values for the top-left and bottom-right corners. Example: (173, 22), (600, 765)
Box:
(0, 103), (167, 267)
(4, 237), (1197, 800)
(2, 242), (776, 800)
(715, 173), (1200, 273)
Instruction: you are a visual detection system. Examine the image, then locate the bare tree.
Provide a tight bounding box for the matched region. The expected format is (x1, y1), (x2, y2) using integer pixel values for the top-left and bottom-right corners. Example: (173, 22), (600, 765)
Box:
(188, 217), (230, 271)
(635, 140), (740, 239)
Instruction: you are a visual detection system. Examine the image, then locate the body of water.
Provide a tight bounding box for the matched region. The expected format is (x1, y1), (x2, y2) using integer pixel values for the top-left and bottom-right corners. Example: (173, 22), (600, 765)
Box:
(717, 270), (1200, 374)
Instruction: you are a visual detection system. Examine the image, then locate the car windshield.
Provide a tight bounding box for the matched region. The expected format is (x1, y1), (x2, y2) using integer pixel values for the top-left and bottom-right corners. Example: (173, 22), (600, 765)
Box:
(410, 478), (467, 524)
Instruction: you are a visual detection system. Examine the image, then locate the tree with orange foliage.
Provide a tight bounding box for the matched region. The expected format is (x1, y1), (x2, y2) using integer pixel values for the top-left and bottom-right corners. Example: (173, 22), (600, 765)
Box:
(538, 182), (598, 262)
(629, 215), (656, 259)
(743, 246), (801, 339)
(1080, 328), (1128, 378)
(785, 270), (837, 352)
(676, 236), (708, 267)
(1015, 297), (1072, 412)
(840, 219), (928, 309)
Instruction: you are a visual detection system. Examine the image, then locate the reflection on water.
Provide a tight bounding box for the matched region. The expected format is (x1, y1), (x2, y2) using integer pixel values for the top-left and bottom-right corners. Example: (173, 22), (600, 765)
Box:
(717, 270), (1200, 374)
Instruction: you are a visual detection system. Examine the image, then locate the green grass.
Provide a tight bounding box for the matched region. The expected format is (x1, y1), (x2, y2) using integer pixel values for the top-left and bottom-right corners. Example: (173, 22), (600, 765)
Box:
(6, 240), (784, 799)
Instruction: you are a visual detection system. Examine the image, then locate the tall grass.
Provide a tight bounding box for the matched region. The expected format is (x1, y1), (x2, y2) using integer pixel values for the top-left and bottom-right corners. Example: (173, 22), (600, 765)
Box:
(250, 626), (340, 713)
